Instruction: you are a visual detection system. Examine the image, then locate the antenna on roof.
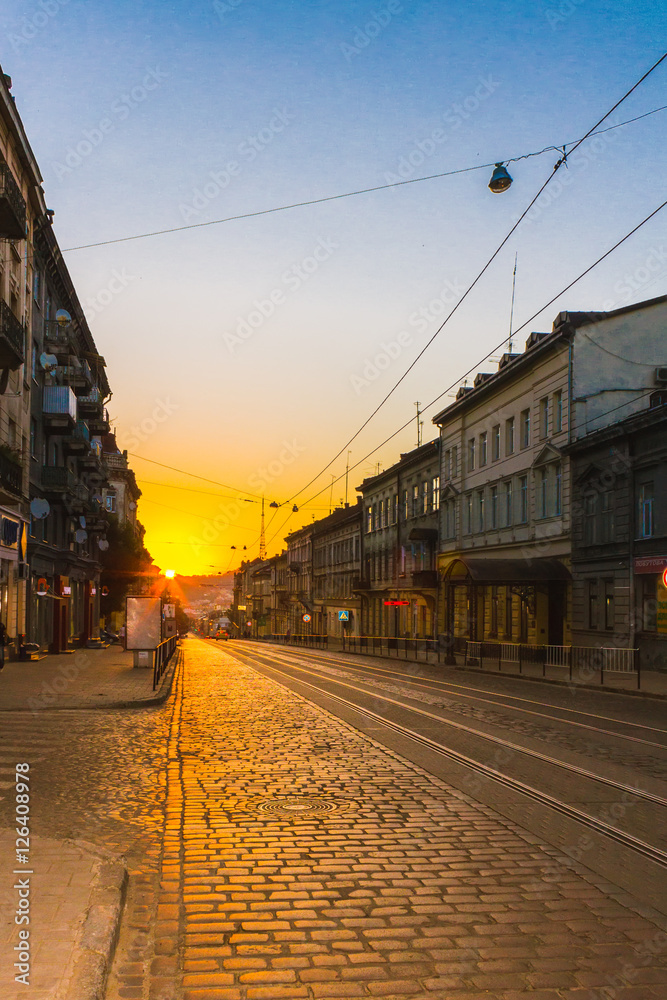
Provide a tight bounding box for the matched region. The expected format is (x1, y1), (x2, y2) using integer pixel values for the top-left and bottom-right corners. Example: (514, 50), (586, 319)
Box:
(415, 401), (422, 448)
(508, 252), (518, 354)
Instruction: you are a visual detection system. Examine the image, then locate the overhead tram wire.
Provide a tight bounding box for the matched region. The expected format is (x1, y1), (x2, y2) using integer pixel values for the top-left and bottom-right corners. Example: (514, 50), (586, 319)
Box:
(297, 197), (667, 510)
(127, 452), (262, 500)
(286, 53), (667, 506)
(45, 104), (667, 255)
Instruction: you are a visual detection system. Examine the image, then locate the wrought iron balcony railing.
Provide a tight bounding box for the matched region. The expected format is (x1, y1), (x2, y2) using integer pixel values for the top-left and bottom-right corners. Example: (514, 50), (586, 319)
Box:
(0, 161), (27, 239)
(0, 299), (25, 370)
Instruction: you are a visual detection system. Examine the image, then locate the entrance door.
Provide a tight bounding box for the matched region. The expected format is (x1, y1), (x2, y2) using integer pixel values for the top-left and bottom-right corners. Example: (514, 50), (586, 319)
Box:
(548, 583), (565, 646)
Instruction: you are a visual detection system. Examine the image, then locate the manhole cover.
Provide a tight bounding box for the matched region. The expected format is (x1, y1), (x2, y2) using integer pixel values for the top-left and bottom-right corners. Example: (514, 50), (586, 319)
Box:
(236, 795), (344, 817)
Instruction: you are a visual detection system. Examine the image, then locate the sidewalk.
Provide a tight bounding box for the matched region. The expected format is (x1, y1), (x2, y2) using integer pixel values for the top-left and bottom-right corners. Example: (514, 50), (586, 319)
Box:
(0, 832), (126, 1000)
(0, 642), (180, 711)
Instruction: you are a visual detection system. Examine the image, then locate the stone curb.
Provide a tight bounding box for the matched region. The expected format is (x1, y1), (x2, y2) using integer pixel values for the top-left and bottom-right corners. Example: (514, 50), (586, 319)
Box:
(0, 647), (182, 713)
(57, 842), (127, 1000)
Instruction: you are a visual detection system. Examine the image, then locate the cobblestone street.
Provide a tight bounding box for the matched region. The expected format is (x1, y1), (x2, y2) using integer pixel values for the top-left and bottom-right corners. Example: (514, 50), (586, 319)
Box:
(114, 638), (667, 1000)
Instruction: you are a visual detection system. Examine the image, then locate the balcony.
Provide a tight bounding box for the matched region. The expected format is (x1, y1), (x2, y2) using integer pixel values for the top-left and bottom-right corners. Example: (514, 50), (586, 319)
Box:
(0, 300), (25, 370)
(63, 420), (90, 454)
(41, 466), (77, 494)
(411, 570), (439, 589)
(78, 386), (102, 414)
(0, 451), (22, 497)
(53, 360), (93, 394)
(42, 385), (77, 428)
(0, 161), (27, 240)
(44, 325), (76, 359)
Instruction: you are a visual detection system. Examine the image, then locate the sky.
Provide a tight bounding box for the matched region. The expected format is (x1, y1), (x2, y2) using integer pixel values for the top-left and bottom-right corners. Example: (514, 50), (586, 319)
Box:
(1, 0), (665, 574)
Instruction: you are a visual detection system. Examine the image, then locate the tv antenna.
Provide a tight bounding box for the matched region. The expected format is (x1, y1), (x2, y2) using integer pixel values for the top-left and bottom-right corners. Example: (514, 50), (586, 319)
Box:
(415, 401), (423, 448)
(508, 252), (518, 354)
(259, 496), (266, 560)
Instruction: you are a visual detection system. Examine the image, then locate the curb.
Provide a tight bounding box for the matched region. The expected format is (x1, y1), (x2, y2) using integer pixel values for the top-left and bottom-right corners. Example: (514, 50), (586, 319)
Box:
(0, 646), (183, 713)
(57, 841), (128, 1000)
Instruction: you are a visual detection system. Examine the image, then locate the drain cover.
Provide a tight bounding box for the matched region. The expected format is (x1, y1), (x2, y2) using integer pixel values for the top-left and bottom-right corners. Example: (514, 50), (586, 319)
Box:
(238, 795), (344, 817)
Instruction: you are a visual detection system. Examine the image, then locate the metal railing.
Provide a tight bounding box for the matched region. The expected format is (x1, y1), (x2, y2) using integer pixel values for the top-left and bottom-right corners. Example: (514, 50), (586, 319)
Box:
(463, 640), (640, 688)
(0, 299), (25, 368)
(342, 634), (440, 661)
(0, 160), (27, 238)
(153, 635), (178, 689)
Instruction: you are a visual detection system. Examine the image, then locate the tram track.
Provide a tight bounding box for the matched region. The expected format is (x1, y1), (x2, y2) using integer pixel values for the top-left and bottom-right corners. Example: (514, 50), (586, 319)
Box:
(220, 640), (667, 913)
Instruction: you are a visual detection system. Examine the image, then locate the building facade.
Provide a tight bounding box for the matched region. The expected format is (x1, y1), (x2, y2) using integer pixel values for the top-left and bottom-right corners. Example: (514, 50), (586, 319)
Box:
(312, 501), (362, 637)
(356, 440), (441, 639)
(567, 393), (667, 669)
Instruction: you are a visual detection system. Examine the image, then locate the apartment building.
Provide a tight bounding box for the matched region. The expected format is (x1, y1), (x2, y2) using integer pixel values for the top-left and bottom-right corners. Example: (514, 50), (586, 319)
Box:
(356, 440), (440, 639)
(312, 501), (362, 637)
(433, 294), (667, 653)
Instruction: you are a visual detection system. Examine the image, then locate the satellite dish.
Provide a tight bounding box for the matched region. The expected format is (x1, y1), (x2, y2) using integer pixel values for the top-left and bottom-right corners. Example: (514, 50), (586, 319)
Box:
(74, 528), (88, 543)
(40, 352), (58, 372)
(79, 516), (86, 528)
(30, 498), (50, 519)
(98, 539), (109, 551)
(55, 308), (71, 328)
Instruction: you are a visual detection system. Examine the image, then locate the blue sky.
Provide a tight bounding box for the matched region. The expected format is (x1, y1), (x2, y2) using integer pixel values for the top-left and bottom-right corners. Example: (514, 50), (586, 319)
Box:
(2, 0), (665, 572)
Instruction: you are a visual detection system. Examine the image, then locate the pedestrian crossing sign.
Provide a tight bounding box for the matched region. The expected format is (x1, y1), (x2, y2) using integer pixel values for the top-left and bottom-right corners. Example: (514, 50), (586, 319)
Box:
(338, 611), (350, 621)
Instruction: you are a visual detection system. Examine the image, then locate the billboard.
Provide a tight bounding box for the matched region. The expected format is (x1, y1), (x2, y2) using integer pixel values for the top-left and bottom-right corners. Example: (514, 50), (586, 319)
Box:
(126, 596), (162, 649)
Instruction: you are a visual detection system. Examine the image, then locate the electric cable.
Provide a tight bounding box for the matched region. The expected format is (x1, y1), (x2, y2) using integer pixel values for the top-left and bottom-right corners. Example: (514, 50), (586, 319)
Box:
(297, 197), (667, 509)
(128, 452), (262, 499)
(47, 102), (666, 254)
(287, 54), (667, 504)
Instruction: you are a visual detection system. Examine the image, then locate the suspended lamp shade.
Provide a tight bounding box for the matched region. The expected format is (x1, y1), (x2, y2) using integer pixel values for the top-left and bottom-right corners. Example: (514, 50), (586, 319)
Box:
(488, 162), (512, 193)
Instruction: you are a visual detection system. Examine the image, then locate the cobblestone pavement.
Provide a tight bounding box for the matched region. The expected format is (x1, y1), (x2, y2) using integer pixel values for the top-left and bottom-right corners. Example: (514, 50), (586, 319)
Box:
(115, 637), (667, 1000)
(256, 654), (667, 782)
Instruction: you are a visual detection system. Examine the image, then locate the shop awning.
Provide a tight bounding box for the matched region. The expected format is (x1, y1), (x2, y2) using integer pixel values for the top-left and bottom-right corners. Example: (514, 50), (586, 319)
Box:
(444, 556), (570, 583)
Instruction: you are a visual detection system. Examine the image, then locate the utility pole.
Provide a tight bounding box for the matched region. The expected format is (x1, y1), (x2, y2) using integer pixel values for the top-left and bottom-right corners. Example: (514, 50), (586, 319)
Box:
(259, 496), (266, 560)
(329, 475), (335, 514)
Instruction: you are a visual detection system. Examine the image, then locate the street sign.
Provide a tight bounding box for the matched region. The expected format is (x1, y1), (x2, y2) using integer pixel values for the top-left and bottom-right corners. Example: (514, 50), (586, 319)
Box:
(163, 603), (176, 619)
(384, 600), (410, 606)
(338, 610), (349, 621)
(302, 613), (312, 622)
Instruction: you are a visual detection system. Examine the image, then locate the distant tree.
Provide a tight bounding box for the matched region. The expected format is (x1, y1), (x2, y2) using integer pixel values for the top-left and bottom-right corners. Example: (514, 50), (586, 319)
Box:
(175, 600), (191, 634)
(100, 517), (155, 615)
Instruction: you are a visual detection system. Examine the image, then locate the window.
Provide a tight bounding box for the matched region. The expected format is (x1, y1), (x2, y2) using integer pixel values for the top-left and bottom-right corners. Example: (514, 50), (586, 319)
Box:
(452, 445), (458, 477)
(444, 499), (455, 538)
(378, 498), (384, 528)
(538, 468), (548, 518)
(506, 417), (515, 455)
(520, 408), (530, 449)
(468, 438), (475, 471)
(505, 480), (513, 526)
(479, 431), (487, 467)
(32, 340), (38, 381)
(638, 575), (657, 632)
(583, 493), (596, 545)
(393, 493), (399, 523)
(366, 506), (372, 533)
(519, 475), (528, 523)
(422, 480), (429, 514)
(464, 494), (472, 534)
(490, 586), (499, 635)
(432, 476), (440, 510)
(554, 389), (563, 432)
(490, 485), (498, 529)
(638, 483), (654, 538)
(540, 397), (549, 439)
(600, 489), (614, 542)
(588, 580), (599, 629)
(33, 269), (41, 304)
(105, 493), (117, 513)
(555, 463), (562, 516)
(492, 424), (500, 461)
(604, 581), (615, 631)
(412, 484), (419, 517)
(444, 449), (451, 480)
(476, 490), (485, 532)
(403, 490), (409, 521)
